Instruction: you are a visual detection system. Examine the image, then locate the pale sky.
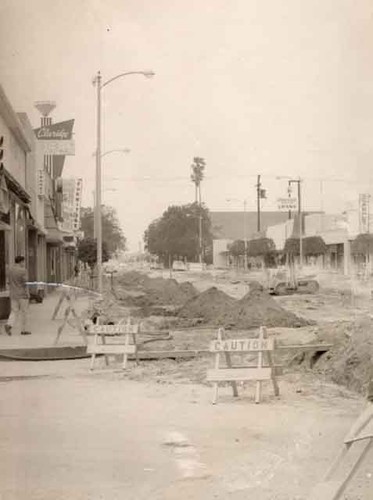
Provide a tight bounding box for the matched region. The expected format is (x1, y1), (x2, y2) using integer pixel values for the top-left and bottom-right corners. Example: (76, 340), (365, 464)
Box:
(1, 0), (373, 250)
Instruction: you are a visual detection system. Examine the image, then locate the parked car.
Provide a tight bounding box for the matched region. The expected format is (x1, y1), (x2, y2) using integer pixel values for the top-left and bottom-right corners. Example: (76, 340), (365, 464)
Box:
(172, 260), (187, 271)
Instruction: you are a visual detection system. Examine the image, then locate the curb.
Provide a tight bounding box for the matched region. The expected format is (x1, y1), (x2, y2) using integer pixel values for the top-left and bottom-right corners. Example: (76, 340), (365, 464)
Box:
(0, 345), (88, 361)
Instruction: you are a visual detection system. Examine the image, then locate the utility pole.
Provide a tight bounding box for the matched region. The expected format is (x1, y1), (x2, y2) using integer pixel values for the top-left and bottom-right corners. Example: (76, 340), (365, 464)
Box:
(297, 178), (303, 269)
(256, 174), (261, 232)
(95, 71), (102, 294)
(288, 178), (303, 268)
(243, 199), (248, 271)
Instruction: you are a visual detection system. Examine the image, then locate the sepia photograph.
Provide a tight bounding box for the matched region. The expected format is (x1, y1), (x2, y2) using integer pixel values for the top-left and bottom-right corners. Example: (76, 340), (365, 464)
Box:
(0, 1), (373, 498)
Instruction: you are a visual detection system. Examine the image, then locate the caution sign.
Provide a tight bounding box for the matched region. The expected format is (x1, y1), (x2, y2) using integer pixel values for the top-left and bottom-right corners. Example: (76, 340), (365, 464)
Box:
(87, 320), (138, 370)
(207, 326), (280, 404)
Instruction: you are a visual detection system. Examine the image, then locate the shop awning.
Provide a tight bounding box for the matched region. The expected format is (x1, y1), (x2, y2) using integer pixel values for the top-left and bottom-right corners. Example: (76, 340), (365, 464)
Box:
(46, 228), (64, 243)
(1, 167), (31, 204)
(25, 206), (47, 235)
(0, 220), (11, 231)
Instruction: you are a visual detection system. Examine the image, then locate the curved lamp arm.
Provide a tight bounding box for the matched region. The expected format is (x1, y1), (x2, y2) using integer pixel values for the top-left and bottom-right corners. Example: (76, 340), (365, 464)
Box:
(101, 148), (131, 158)
(101, 71), (155, 89)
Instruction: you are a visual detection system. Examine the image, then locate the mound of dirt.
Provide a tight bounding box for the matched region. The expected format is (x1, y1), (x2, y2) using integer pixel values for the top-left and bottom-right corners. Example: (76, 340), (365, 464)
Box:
(115, 271), (148, 288)
(315, 318), (373, 395)
(178, 287), (236, 323)
(115, 273), (198, 307)
(144, 277), (198, 306)
(177, 287), (308, 329)
(228, 289), (310, 329)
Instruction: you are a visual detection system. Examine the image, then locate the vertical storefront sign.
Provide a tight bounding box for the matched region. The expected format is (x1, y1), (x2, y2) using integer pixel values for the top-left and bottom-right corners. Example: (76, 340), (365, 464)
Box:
(359, 194), (370, 234)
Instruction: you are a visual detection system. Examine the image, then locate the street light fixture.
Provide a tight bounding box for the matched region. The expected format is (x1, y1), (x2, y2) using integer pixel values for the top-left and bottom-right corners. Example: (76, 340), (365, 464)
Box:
(93, 70), (155, 293)
(92, 148), (131, 158)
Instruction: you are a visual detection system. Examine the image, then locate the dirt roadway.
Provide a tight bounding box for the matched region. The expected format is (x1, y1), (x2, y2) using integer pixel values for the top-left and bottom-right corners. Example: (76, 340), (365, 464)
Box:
(0, 359), (372, 500)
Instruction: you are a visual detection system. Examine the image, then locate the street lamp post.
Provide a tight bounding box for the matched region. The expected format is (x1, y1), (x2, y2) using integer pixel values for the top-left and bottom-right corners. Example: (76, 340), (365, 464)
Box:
(92, 148), (130, 239)
(93, 70), (154, 293)
(288, 178), (302, 269)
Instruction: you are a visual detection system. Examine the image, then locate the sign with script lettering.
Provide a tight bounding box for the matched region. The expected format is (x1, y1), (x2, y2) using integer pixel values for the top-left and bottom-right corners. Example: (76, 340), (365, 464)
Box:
(34, 120), (74, 140)
(34, 119), (75, 155)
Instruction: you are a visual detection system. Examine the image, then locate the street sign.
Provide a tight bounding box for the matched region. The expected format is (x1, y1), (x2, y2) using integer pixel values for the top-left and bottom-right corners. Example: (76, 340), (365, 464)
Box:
(277, 197), (297, 210)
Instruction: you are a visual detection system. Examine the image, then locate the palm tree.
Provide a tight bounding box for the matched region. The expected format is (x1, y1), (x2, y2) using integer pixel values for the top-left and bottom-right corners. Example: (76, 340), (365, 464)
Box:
(190, 157), (206, 204)
(190, 157), (206, 263)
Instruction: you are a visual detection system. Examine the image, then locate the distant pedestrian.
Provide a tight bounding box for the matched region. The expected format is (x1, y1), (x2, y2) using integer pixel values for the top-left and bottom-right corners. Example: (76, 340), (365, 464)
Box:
(74, 263), (79, 278)
(5, 256), (31, 336)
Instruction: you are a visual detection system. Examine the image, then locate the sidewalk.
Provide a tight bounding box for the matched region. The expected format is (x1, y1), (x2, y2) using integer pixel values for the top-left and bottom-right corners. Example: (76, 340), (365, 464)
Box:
(0, 288), (94, 352)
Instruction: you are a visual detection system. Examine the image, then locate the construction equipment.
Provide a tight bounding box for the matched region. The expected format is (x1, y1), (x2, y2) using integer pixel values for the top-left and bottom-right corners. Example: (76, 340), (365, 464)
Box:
(267, 260), (319, 296)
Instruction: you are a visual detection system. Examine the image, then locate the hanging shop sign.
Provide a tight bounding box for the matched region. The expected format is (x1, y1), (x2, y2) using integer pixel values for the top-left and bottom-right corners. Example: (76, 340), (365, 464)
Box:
(34, 119), (75, 155)
(34, 120), (74, 140)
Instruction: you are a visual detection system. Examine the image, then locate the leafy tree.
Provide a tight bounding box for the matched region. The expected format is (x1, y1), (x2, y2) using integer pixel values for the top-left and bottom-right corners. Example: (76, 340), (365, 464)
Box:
(247, 237), (276, 257)
(80, 205), (126, 257)
(283, 238), (300, 256)
(228, 239), (246, 257)
(284, 236), (327, 257)
(77, 237), (109, 269)
(303, 236), (327, 256)
(229, 237), (277, 267)
(144, 202), (212, 265)
(351, 233), (373, 255)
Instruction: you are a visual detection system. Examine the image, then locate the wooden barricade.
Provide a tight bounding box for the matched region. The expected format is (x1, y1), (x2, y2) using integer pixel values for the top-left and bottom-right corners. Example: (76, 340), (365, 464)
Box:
(53, 290), (88, 346)
(87, 320), (138, 370)
(207, 326), (280, 404)
(309, 402), (373, 499)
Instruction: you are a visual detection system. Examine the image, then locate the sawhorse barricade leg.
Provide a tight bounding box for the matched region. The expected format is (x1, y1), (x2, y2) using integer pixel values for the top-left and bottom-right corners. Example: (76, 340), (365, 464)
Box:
(309, 403), (373, 499)
(212, 328), (239, 405)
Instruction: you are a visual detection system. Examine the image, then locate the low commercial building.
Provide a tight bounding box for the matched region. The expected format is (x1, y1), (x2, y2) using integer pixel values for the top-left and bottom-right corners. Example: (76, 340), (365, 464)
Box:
(210, 211), (289, 268)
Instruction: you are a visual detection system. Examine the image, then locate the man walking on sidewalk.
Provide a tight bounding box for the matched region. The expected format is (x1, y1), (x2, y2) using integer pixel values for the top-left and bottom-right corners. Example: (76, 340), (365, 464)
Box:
(5, 256), (31, 336)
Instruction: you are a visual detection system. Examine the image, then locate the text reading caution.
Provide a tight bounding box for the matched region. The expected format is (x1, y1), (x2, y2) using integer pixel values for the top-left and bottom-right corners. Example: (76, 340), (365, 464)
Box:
(209, 338), (274, 352)
(89, 325), (127, 334)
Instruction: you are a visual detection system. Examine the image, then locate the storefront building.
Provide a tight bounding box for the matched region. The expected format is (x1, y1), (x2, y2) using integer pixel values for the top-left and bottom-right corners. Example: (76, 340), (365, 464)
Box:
(0, 85), (32, 317)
